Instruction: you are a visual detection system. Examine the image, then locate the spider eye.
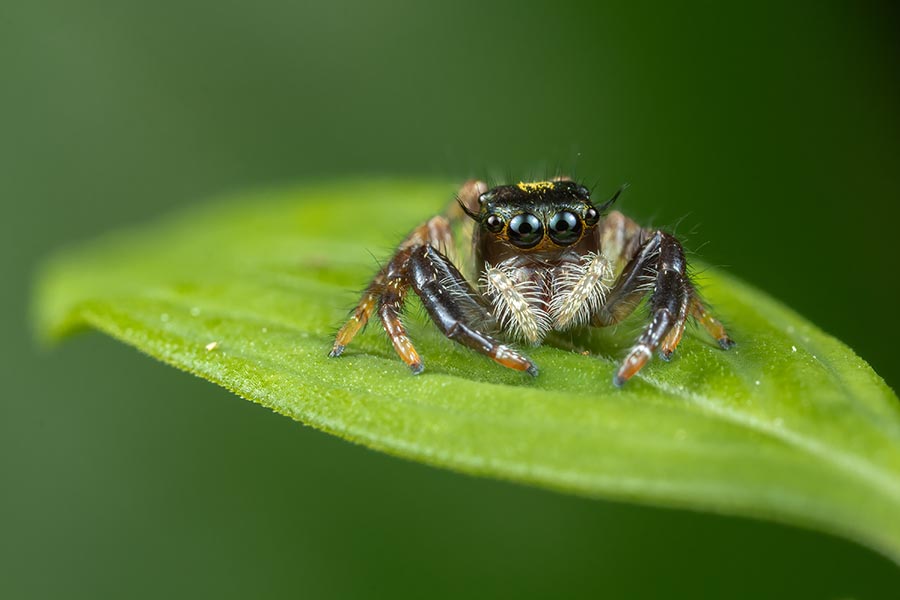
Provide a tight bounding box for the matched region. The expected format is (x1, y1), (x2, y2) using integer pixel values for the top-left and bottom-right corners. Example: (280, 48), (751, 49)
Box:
(548, 211), (582, 245)
(508, 213), (543, 248)
(485, 214), (504, 233)
(584, 207), (600, 226)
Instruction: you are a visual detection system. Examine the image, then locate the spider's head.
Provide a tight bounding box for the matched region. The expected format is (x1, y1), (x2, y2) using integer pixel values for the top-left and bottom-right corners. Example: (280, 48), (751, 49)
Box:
(471, 180), (621, 251)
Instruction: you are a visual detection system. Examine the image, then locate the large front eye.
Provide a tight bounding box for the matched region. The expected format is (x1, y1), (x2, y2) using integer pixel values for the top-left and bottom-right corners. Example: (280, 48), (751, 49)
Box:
(508, 213), (543, 248)
(548, 211), (582, 245)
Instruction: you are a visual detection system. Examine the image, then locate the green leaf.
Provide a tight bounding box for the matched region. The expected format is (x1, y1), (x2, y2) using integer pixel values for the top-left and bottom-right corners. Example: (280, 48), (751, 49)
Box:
(34, 179), (900, 562)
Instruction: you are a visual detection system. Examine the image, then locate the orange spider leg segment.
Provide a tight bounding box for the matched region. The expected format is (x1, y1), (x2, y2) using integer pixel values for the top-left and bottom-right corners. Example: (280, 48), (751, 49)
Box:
(691, 298), (735, 350)
(329, 279), (382, 357)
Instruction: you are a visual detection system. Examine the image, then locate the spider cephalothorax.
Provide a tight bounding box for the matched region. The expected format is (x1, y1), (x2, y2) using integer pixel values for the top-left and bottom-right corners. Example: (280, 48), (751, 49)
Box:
(329, 178), (734, 386)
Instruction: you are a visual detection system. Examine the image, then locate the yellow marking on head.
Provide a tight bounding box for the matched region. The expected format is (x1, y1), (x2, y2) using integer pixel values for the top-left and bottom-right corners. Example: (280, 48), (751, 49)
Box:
(516, 181), (556, 193)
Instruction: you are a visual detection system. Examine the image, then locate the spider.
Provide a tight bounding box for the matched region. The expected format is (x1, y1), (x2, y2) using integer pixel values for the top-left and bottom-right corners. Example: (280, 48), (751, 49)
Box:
(329, 178), (734, 386)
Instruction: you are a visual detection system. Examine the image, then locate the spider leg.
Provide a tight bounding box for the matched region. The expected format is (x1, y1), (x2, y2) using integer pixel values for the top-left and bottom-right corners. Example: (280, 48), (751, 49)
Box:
(589, 230), (680, 385)
(691, 296), (736, 349)
(592, 228), (662, 328)
(329, 273), (384, 357)
(659, 283), (736, 359)
(331, 181), (513, 375)
(409, 245), (537, 375)
(329, 214), (453, 367)
(612, 232), (688, 385)
(600, 230), (734, 385)
(658, 281), (692, 361)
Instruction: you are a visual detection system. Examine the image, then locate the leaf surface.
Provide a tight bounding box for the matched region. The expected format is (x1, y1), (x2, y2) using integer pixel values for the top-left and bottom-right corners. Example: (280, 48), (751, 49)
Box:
(34, 180), (900, 561)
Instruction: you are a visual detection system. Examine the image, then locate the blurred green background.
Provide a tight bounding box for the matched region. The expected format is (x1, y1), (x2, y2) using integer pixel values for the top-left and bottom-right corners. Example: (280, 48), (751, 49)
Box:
(3, 1), (900, 598)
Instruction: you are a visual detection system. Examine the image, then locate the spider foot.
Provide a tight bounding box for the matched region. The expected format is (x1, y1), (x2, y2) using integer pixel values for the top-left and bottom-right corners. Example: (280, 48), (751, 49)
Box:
(692, 300), (735, 351)
(489, 343), (538, 376)
(613, 344), (652, 387)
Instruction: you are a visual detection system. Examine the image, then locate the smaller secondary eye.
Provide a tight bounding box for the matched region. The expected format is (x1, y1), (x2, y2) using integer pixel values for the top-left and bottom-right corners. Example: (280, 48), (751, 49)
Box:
(485, 214), (504, 232)
(548, 211), (582, 245)
(508, 213), (543, 248)
(576, 185), (591, 199)
(584, 207), (600, 226)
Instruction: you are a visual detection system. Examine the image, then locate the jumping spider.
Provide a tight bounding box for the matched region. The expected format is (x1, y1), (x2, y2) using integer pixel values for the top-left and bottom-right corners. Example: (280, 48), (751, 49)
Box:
(330, 178), (734, 386)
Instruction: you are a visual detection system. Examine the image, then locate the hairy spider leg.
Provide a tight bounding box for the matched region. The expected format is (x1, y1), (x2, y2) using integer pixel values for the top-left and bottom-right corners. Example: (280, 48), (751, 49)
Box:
(589, 230), (683, 385)
(409, 245), (537, 375)
(378, 244), (424, 372)
(658, 285), (691, 361)
(609, 231), (686, 385)
(617, 232), (691, 385)
(589, 219), (733, 384)
(591, 227), (660, 329)
(329, 273), (384, 357)
(690, 297), (735, 350)
(658, 283), (737, 359)
(329, 215), (453, 371)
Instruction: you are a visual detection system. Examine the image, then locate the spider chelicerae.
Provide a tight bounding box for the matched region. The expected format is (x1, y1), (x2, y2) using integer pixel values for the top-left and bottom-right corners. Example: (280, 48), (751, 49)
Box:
(329, 178), (734, 386)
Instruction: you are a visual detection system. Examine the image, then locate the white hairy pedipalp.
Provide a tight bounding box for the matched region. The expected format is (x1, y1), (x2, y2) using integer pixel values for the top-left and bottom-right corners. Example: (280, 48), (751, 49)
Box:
(550, 252), (613, 329)
(480, 260), (551, 345)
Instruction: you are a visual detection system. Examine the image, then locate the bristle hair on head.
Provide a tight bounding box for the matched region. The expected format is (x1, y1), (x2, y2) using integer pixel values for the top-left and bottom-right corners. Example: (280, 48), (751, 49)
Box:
(598, 183), (629, 213)
(456, 195), (480, 220)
